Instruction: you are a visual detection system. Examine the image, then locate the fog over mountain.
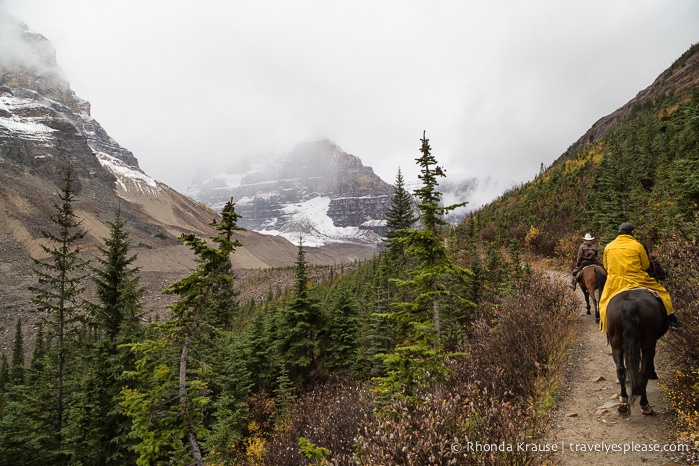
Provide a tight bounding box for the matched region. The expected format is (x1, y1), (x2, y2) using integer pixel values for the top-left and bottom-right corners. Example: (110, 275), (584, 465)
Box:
(3, 1), (697, 209)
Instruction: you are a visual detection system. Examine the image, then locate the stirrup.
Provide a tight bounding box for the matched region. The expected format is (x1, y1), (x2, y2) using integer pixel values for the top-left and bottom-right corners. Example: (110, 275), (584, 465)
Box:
(669, 314), (682, 328)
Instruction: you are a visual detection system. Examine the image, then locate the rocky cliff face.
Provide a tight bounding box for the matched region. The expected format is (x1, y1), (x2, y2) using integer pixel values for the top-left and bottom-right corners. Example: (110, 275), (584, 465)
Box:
(0, 16), (379, 352)
(188, 139), (395, 245)
(0, 18), (143, 187)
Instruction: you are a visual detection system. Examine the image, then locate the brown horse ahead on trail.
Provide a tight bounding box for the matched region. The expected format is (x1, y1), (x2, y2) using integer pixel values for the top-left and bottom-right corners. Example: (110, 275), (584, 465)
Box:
(577, 264), (607, 322)
(606, 288), (669, 416)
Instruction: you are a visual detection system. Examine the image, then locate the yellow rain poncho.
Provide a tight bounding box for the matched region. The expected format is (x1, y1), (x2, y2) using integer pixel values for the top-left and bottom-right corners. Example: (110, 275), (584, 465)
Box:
(598, 234), (674, 332)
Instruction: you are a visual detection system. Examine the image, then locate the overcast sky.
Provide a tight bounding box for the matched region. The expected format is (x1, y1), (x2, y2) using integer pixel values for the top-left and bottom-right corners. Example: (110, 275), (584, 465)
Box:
(2, 1), (698, 207)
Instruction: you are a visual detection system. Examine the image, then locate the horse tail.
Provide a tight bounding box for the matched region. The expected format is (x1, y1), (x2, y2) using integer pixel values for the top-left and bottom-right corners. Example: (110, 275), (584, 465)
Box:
(594, 268), (606, 300)
(622, 300), (642, 405)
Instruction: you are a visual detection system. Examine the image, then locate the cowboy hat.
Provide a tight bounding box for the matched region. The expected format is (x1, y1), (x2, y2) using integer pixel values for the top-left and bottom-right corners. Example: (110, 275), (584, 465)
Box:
(583, 233), (595, 241)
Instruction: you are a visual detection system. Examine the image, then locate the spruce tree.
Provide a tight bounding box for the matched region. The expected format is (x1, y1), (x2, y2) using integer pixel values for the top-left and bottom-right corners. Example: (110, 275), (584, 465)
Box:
(323, 284), (360, 373)
(204, 334), (252, 464)
(385, 167), (416, 259)
(364, 253), (398, 378)
(28, 166), (88, 461)
(90, 205), (144, 339)
(243, 310), (278, 392)
(63, 206), (145, 465)
(278, 239), (324, 384)
(377, 132), (473, 398)
(401, 131), (470, 341)
(0, 354), (8, 393)
(121, 200), (243, 465)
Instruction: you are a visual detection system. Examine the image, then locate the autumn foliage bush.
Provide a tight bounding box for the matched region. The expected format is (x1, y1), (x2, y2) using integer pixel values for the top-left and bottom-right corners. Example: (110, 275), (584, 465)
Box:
(468, 270), (579, 404)
(263, 378), (370, 465)
(354, 269), (579, 465)
(656, 236), (699, 464)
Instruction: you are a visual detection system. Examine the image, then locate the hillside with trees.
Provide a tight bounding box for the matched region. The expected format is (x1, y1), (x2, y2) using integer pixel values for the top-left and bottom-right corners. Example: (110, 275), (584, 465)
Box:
(469, 43), (699, 253)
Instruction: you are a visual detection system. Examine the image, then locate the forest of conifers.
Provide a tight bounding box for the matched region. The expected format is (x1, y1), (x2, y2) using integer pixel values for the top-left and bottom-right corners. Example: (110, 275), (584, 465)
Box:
(1, 46), (699, 464)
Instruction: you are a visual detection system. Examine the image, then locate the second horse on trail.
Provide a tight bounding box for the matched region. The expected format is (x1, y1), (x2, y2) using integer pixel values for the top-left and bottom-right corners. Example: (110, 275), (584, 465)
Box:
(577, 264), (607, 322)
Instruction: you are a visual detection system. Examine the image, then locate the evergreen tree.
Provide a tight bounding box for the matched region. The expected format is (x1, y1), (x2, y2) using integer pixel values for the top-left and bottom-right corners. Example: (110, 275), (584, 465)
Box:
(63, 206), (145, 465)
(323, 283), (360, 373)
(401, 131), (471, 341)
(121, 200), (243, 465)
(0, 381), (55, 466)
(90, 205), (144, 339)
(204, 334), (252, 464)
(364, 253), (398, 378)
(385, 167), (416, 259)
(377, 132), (473, 398)
(243, 310), (278, 392)
(28, 166), (88, 461)
(278, 239), (324, 384)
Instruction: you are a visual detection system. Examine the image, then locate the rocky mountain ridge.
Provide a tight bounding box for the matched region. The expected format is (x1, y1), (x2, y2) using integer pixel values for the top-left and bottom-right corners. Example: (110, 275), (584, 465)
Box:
(187, 139), (395, 246)
(564, 43), (699, 156)
(0, 16), (378, 352)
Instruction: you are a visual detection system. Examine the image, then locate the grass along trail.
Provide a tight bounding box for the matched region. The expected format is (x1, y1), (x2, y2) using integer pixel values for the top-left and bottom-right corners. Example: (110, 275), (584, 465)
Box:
(544, 277), (685, 465)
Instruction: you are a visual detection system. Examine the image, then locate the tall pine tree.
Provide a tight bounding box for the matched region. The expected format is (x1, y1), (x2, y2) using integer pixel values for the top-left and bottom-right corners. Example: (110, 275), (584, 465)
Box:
(121, 200), (243, 465)
(378, 132), (473, 398)
(9, 318), (25, 385)
(278, 239), (324, 384)
(91, 205), (144, 339)
(28, 166), (88, 462)
(63, 206), (146, 465)
(385, 167), (416, 259)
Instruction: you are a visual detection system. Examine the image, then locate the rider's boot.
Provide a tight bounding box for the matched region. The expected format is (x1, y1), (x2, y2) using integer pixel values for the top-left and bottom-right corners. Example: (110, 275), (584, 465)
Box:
(570, 276), (576, 291)
(668, 313), (682, 329)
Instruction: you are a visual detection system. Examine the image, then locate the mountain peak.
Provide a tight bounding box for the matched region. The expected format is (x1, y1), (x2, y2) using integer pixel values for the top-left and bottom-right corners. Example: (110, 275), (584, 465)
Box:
(0, 13), (90, 117)
(188, 141), (393, 246)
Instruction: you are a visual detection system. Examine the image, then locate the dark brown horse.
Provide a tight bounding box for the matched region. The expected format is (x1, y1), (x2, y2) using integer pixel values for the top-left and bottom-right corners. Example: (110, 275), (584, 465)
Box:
(606, 289), (669, 416)
(577, 264), (607, 322)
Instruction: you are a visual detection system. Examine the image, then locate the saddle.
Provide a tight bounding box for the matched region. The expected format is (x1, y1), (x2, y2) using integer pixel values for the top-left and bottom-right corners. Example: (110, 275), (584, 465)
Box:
(574, 260), (603, 279)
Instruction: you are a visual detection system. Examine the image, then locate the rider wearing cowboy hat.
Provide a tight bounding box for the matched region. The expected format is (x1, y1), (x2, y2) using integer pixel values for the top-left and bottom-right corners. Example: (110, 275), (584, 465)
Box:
(571, 232), (601, 290)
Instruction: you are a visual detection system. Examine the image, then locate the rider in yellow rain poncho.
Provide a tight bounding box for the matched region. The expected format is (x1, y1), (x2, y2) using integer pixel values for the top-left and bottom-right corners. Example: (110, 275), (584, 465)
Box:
(598, 223), (681, 332)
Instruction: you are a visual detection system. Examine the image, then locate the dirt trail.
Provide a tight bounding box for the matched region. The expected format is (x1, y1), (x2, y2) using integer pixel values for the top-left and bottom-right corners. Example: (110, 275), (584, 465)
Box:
(545, 278), (684, 465)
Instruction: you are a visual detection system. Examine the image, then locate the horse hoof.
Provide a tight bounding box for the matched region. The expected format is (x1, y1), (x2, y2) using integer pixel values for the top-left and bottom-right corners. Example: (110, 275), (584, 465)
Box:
(595, 318), (600, 324)
(587, 310), (591, 315)
(618, 403), (630, 416)
(648, 371), (658, 380)
(641, 404), (655, 415)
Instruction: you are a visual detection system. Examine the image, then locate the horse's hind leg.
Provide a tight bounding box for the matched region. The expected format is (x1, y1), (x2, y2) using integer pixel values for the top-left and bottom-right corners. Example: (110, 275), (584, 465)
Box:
(640, 344), (658, 414)
(612, 348), (630, 415)
(583, 290), (591, 315)
(592, 292), (600, 323)
(645, 344), (658, 380)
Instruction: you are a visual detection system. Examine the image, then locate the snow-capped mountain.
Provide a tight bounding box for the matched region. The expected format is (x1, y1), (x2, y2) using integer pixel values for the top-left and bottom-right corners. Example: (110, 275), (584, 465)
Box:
(0, 16), (159, 198)
(188, 139), (395, 246)
(1, 15), (384, 351)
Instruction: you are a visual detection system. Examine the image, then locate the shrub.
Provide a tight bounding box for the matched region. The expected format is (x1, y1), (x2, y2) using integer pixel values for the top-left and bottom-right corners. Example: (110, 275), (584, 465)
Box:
(468, 269), (579, 403)
(264, 378), (369, 465)
(355, 269), (579, 465)
(656, 236), (699, 464)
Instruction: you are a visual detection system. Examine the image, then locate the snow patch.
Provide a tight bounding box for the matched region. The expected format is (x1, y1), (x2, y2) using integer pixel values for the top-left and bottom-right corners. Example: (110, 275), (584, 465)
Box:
(0, 94), (57, 141)
(95, 152), (162, 196)
(258, 195), (381, 247)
